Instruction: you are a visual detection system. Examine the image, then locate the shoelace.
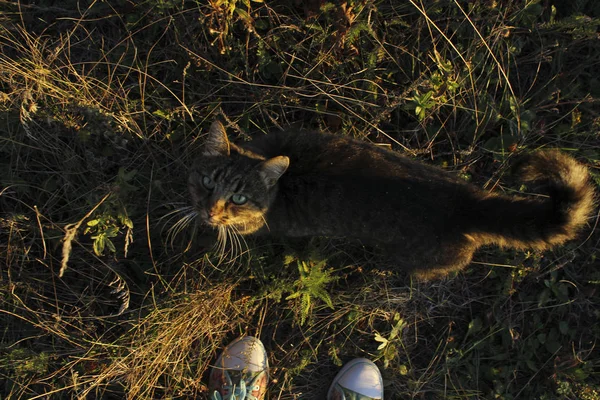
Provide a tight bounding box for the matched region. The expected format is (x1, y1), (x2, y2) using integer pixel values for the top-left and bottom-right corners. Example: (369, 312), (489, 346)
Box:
(210, 370), (262, 400)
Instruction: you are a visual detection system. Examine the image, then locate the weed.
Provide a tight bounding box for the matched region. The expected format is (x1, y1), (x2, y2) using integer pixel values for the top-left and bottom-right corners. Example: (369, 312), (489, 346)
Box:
(286, 259), (337, 326)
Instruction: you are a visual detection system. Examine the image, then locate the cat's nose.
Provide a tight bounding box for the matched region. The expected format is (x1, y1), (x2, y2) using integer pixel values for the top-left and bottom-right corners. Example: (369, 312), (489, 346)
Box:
(207, 210), (220, 224)
(207, 200), (226, 221)
(208, 209), (220, 222)
(209, 203), (223, 216)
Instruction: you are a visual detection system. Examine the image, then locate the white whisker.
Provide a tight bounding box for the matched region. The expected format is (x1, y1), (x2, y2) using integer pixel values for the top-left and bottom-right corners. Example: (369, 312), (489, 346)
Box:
(166, 208), (198, 248)
(230, 226), (243, 262)
(215, 226), (226, 263)
(160, 205), (193, 217)
(207, 222), (251, 267)
(230, 224), (250, 259)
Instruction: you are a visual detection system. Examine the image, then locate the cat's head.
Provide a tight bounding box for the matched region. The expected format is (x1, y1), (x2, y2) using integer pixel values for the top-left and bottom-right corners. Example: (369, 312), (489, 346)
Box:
(188, 121), (289, 233)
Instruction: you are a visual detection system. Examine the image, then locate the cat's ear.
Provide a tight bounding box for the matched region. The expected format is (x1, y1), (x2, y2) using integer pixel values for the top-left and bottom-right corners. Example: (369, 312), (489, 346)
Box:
(259, 156), (289, 188)
(203, 120), (230, 156)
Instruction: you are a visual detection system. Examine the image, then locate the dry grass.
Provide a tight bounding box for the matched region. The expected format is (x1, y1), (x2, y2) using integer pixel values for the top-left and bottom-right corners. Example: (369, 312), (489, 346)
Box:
(80, 283), (250, 399)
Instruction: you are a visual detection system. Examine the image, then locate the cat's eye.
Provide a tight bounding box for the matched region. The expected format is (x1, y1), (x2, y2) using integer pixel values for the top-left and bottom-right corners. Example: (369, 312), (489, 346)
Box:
(202, 175), (215, 190)
(231, 194), (248, 205)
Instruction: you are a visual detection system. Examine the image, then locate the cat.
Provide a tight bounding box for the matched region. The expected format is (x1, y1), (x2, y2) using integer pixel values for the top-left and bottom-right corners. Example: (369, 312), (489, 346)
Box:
(188, 120), (596, 279)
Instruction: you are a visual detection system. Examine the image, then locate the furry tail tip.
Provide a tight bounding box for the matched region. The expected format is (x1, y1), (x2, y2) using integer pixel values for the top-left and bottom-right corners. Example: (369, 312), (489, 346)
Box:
(517, 150), (596, 243)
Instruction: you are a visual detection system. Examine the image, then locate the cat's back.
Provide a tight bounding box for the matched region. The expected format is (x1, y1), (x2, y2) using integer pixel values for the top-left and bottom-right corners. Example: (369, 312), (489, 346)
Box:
(245, 129), (459, 184)
(247, 129), (471, 241)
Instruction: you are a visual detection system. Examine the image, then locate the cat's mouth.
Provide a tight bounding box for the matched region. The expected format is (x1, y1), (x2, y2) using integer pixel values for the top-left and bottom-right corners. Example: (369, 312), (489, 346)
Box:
(198, 209), (228, 227)
(197, 207), (265, 234)
(208, 219), (228, 227)
(205, 215), (264, 234)
(204, 215), (229, 227)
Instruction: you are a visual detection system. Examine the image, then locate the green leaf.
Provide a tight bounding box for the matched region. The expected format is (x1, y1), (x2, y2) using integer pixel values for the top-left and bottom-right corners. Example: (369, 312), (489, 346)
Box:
(120, 168), (138, 182)
(571, 368), (589, 381)
(152, 109), (171, 120)
(559, 321), (569, 335)
(537, 333), (546, 344)
(301, 294), (311, 322)
(420, 91), (433, 103)
(383, 342), (397, 368)
(509, 95), (519, 116)
(283, 254), (296, 266)
(235, 8), (253, 25)
(105, 227), (119, 237)
(433, 49), (453, 73)
(255, 18), (269, 30)
(374, 333), (388, 350)
(551, 282), (570, 303)
(466, 318), (483, 337)
(105, 238), (116, 253)
(285, 292), (302, 300)
(389, 315), (406, 341)
(537, 288), (552, 307)
(298, 260), (310, 275)
(319, 289), (334, 310)
(121, 216), (133, 229)
(93, 234), (105, 256)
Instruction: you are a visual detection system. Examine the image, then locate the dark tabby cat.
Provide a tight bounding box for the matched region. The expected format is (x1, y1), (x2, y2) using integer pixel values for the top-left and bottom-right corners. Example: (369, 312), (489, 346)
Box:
(188, 121), (595, 279)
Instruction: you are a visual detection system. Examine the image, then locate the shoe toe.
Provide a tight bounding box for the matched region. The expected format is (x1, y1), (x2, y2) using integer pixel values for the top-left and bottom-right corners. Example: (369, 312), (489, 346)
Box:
(216, 336), (268, 372)
(329, 358), (383, 399)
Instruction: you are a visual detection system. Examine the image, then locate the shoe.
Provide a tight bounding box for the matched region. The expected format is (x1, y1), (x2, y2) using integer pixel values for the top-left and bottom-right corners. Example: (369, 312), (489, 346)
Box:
(327, 358), (384, 400)
(208, 336), (269, 400)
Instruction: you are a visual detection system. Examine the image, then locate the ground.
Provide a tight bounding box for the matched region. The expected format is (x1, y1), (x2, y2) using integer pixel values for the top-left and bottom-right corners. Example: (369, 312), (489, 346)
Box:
(1, 1), (599, 399)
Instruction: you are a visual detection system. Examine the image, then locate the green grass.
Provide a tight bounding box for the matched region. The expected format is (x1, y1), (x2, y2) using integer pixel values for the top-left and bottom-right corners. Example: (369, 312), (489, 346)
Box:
(1, 0), (599, 398)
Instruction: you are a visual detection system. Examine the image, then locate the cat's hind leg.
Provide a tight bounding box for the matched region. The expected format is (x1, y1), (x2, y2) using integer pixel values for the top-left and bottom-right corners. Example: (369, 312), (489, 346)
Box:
(390, 235), (477, 280)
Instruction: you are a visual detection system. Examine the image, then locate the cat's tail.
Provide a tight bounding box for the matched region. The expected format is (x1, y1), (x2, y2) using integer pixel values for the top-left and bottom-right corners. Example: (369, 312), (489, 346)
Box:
(466, 150), (596, 250)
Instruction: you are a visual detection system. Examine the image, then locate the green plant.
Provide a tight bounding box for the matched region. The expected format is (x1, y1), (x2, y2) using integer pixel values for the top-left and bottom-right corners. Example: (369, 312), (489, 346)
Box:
(374, 313), (407, 368)
(286, 259), (337, 325)
(83, 168), (135, 257)
(4, 349), (49, 378)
